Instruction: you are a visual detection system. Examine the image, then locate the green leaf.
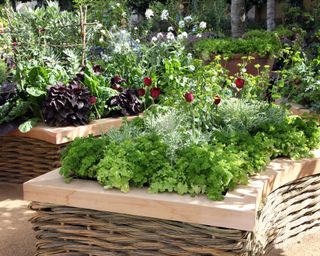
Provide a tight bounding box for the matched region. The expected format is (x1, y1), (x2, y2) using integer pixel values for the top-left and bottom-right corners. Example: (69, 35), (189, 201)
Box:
(18, 118), (39, 133)
(26, 87), (47, 97)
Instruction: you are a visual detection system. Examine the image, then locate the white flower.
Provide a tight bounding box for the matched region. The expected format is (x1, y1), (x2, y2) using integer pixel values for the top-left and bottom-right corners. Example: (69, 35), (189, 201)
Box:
(187, 53), (193, 58)
(145, 9), (154, 20)
(199, 21), (207, 29)
(181, 32), (188, 38)
(166, 32), (175, 40)
(196, 33), (202, 38)
(116, 3), (120, 7)
(122, 12), (126, 17)
(100, 29), (106, 35)
(192, 25), (198, 32)
(189, 65), (195, 72)
(114, 44), (121, 53)
(177, 32), (188, 40)
(161, 10), (169, 21)
(151, 36), (158, 43)
(134, 27), (138, 31)
(157, 32), (164, 39)
(136, 39), (140, 43)
(99, 37), (104, 43)
(178, 20), (185, 28)
(184, 16), (192, 22)
(168, 26), (174, 32)
(96, 23), (103, 29)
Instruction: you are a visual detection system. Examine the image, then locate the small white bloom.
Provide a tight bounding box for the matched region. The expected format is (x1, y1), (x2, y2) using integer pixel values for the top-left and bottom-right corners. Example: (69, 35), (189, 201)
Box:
(187, 53), (193, 58)
(168, 26), (174, 32)
(145, 9), (154, 20)
(122, 12), (126, 17)
(184, 16), (192, 22)
(134, 27), (138, 31)
(161, 9), (169, 21)
(196, 33), (202, 38)
(96, 23), (103, 29)
(114, 44), (121, 53)
(157, 32), (164, 39)
(136, 39), (140, 43)
(199, 21), (207, 29)
(116, 3), (120, 7)
(192, 25), (198, 32)
(99, 37), (104, 43)
(181, 32), (188, 38)
(166, 32), (175, 40)
(189, 65), (195, 72)
(151, 36), (158, 42)
(177, 32), (188, 40)
(100, 29), (106, 35)
(178, 20), (185, 28)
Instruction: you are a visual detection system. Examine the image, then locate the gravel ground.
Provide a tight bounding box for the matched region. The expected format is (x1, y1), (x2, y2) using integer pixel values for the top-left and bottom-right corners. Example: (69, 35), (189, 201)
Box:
(0, 183), (319, 256)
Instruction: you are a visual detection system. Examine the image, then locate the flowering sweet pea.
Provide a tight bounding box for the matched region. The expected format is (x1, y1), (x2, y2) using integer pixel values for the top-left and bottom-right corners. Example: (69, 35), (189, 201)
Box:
(199, 21), (207, 29)
(166, 32), (175, 40)
(179, 20), (185, 28)
(184, 16), (192, 22)
(157, 33), (164, 39)
(184, 92), (194, 103)
(150, 87), (161, 99)
(144, 77), (152, 86)
(161, 10), (169, 20)
(145, 9), (154, 20)
(235, 78), (245, 89)
(168, 26), (174, 32)
(177, 32), (188, 40)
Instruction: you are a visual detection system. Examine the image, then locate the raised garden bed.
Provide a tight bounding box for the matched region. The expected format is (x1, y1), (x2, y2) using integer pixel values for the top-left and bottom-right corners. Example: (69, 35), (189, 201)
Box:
(24, 150), (320, 255)
(215, 54), (274, 76)
(0, 117), (135, 183)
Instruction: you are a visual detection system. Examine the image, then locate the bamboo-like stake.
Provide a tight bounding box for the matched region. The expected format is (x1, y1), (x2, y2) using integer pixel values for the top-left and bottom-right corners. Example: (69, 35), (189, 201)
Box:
(80, 5), (87, 67)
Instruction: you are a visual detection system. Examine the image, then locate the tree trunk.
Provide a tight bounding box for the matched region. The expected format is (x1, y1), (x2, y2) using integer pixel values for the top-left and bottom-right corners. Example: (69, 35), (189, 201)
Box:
(267, 0), (276, 31)
(231, 0), (245, 38)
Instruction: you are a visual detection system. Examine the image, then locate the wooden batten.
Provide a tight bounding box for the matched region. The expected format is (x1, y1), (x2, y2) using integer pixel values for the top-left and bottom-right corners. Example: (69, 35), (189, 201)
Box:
(24, 150), (320, 232)
(8, 116), (137, 144)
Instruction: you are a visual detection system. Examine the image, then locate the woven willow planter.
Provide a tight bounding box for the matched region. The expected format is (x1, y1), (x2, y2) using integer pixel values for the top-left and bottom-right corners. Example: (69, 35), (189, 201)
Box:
(0, 117), (134, 183)
(24, 152), (320, 256)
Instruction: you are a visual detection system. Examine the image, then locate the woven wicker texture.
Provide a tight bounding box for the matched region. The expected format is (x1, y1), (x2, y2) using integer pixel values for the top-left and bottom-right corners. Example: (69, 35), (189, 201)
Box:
(28, 174), (320, 256)
(0, 136), (65, 183)
(29, 202), (253, 256)
(254, 173), (320, 255)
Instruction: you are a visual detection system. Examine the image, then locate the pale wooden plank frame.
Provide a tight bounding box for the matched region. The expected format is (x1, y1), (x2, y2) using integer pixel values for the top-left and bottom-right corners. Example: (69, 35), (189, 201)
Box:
(23, 150), (320, 232)
(8, 116), (136, 144)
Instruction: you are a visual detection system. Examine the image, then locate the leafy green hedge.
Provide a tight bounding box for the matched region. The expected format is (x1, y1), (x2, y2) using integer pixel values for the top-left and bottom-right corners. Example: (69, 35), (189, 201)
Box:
(193, 30), (282, 58)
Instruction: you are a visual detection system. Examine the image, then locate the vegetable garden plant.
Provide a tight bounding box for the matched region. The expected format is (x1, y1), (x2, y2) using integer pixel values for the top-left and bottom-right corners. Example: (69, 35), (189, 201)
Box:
(1, 2), (319, 200)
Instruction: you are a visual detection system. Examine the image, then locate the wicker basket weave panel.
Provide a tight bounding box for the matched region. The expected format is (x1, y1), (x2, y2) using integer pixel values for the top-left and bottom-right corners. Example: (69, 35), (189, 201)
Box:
(0, 136), (65, 183)
(254, 173), (320, 254)
(29, 202), (253, 256)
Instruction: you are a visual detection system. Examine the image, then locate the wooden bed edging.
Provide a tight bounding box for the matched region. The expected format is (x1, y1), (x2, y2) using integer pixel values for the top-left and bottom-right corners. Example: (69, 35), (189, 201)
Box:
(7, 116), (136, 144)
(23, 150), (320, 232)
